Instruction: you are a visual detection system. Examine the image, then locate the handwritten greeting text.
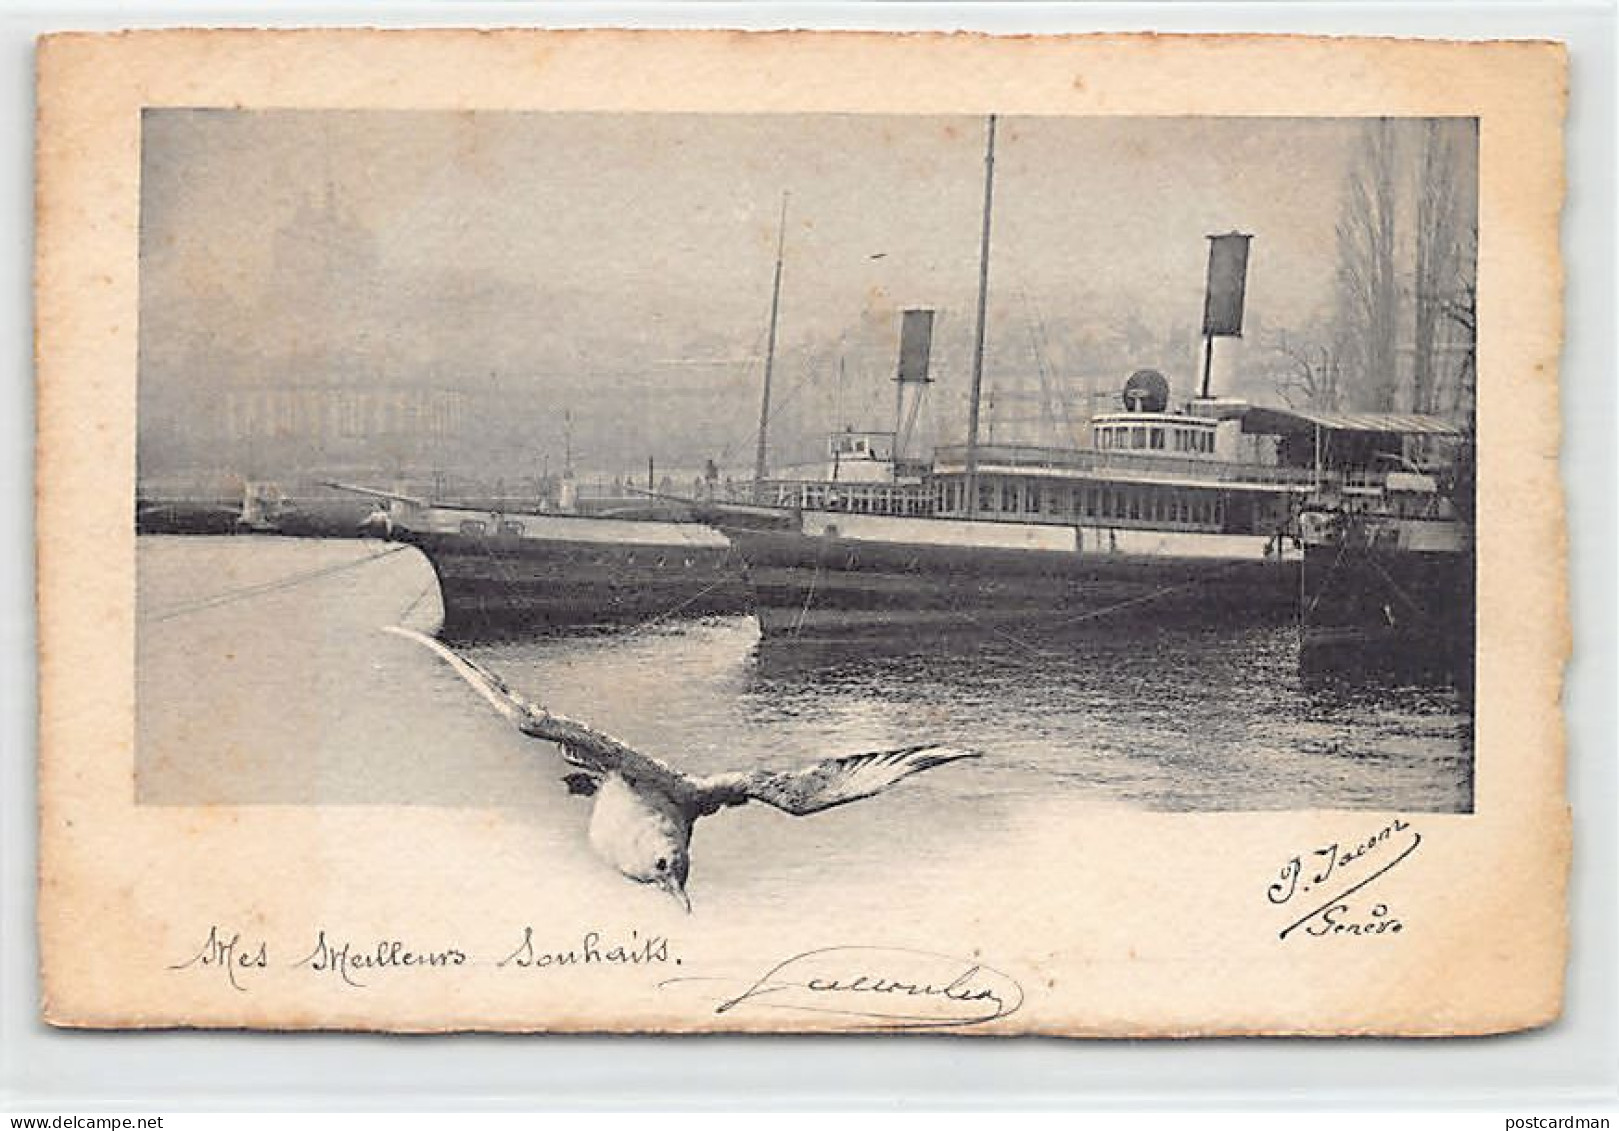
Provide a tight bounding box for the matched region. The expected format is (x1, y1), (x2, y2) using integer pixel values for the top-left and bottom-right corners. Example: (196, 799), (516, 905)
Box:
(170, 925), (678, 992)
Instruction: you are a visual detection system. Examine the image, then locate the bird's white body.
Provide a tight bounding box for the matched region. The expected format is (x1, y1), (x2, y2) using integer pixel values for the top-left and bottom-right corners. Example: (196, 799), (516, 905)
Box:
(587, 773), (689, 881)
(383, 625), (975, 911)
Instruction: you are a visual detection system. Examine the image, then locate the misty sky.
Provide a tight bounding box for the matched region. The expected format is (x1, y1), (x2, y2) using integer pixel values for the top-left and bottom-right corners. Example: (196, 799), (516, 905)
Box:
(139, 111), (1475, 481)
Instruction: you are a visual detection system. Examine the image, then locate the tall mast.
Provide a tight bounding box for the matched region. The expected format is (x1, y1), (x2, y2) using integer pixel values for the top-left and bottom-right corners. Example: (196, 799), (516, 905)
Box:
(834, 354), (846, 482)
(963, 115), (997, 516)
(752, 192), (790, 500)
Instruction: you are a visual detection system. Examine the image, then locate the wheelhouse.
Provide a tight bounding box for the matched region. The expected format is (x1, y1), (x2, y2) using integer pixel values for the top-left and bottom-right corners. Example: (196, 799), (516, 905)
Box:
(1091, 412), (1219, 456)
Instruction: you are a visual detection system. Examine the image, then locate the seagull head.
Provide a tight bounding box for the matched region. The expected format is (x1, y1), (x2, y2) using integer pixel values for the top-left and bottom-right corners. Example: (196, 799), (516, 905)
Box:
(655, 860), (692, 914)
(640, 844), (691, 913)
(611, 820), (693, 913)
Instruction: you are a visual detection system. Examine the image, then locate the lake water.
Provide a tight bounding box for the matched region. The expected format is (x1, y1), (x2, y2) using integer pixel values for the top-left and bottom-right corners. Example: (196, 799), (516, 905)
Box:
(138, 536), (1473, 822)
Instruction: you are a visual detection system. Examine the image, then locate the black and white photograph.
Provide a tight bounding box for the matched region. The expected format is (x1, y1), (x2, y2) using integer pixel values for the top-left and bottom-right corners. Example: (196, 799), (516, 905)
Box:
(35, 29), (1567, 1038)
(136, 110), (1479, 823)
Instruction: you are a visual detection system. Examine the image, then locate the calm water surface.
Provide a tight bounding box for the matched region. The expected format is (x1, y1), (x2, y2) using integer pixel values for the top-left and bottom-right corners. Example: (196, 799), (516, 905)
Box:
(138, 536), (1473, 820)
(474, 614), (1473, 817)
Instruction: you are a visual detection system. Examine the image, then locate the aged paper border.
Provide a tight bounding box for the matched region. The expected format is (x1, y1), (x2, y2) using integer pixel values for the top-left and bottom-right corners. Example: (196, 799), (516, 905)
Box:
(36, 29), (1568, 1036)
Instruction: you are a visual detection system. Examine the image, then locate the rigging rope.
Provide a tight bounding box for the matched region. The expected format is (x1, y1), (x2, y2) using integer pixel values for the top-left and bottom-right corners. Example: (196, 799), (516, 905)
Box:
(145, 543), (408, 623)
(614, 572), (744, 639)
(948, 553), (1292, 660)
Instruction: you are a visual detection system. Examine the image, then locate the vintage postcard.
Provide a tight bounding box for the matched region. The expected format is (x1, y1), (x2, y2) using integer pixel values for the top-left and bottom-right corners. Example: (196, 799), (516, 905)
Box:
(36, 30), (1567, 1034)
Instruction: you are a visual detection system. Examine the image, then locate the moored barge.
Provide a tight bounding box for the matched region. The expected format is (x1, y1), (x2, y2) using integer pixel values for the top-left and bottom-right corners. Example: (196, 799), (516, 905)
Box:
(333, 486), (750, 641)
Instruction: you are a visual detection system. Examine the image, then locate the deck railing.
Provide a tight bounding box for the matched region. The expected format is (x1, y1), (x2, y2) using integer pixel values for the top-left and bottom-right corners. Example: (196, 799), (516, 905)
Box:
(931, 443), (1334, 488)
(717, 449), (1411, 515)
(746, 479), (934, 514)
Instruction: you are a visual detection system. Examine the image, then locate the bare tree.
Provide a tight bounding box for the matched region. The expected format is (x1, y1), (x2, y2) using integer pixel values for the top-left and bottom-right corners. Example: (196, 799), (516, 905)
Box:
(1264, 329), (1343, 411)
(1335, 119), (1401, 411)
(1414, 120), (1461, 414)
(1440, 222), (1478, 420)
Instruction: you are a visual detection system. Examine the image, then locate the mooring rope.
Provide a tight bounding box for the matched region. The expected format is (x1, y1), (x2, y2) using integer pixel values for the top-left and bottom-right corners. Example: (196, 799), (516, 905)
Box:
(144, 543), (408, 623)
(613, 572), (744, 639)
(788, 559), (822, 637)
(397, 577), (439, 625)
(939, 556), (1267, 661)
(1302, 536), (1352, 619)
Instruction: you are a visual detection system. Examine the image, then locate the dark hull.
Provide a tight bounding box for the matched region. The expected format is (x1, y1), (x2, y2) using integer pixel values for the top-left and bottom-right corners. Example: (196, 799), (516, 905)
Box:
(268, 502), (383, 539)
(402, 530), (750, 641)
(136, 504), (242, 535)
(726, 527), (1301, 638)
(1301, 543), (1475, 682)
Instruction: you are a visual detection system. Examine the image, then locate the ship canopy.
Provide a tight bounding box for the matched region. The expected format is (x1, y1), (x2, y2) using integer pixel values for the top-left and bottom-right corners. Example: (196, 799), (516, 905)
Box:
(1241, 407), (1468, 476)
(1239, 407), (1465, 438)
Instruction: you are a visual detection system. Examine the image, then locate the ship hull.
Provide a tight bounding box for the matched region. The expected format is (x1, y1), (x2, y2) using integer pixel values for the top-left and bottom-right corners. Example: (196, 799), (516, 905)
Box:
(269, 501), (385, 539)
(394, 510), (749, 641)
(1301, 541), (1475, 681)
(725, 517), (1301, 638)
(136, 503), (242, 536)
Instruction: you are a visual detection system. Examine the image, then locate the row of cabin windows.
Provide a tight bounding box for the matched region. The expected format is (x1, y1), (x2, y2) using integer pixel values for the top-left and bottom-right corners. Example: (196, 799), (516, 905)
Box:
(795, 484), (930, 515)
(1096, 425), (1216, 454)
(935, 479), (1225, 528)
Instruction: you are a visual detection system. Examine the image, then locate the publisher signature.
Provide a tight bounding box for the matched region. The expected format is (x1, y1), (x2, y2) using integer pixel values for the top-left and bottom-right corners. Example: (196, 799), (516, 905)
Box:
(1268, 817), (1420, 940)
(660, 945), (1023, 1029)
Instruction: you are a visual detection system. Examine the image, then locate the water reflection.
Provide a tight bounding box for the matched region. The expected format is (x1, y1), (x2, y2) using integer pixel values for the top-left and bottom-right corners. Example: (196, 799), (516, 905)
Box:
(745, 620), (1473, 814)
(136, 538), (1473, 818)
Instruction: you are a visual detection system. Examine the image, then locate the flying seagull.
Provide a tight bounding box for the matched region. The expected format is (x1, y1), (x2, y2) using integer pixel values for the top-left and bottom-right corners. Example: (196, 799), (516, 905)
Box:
(385, 626), (977, 911)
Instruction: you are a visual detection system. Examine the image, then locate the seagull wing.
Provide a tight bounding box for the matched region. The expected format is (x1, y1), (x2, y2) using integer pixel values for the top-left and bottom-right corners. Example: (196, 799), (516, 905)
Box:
(384, 626), (695, 795)
(696, 744), (977, 817)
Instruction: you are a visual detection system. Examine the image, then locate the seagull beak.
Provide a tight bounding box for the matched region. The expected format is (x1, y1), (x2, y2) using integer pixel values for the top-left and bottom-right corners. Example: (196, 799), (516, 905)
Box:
(660, 877), (692, 914)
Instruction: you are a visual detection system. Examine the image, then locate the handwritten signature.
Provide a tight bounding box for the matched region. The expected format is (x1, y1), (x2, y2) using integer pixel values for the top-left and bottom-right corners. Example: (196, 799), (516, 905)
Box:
(1268, 817), (1420, 940)
(661, 946), (1023, 1029)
